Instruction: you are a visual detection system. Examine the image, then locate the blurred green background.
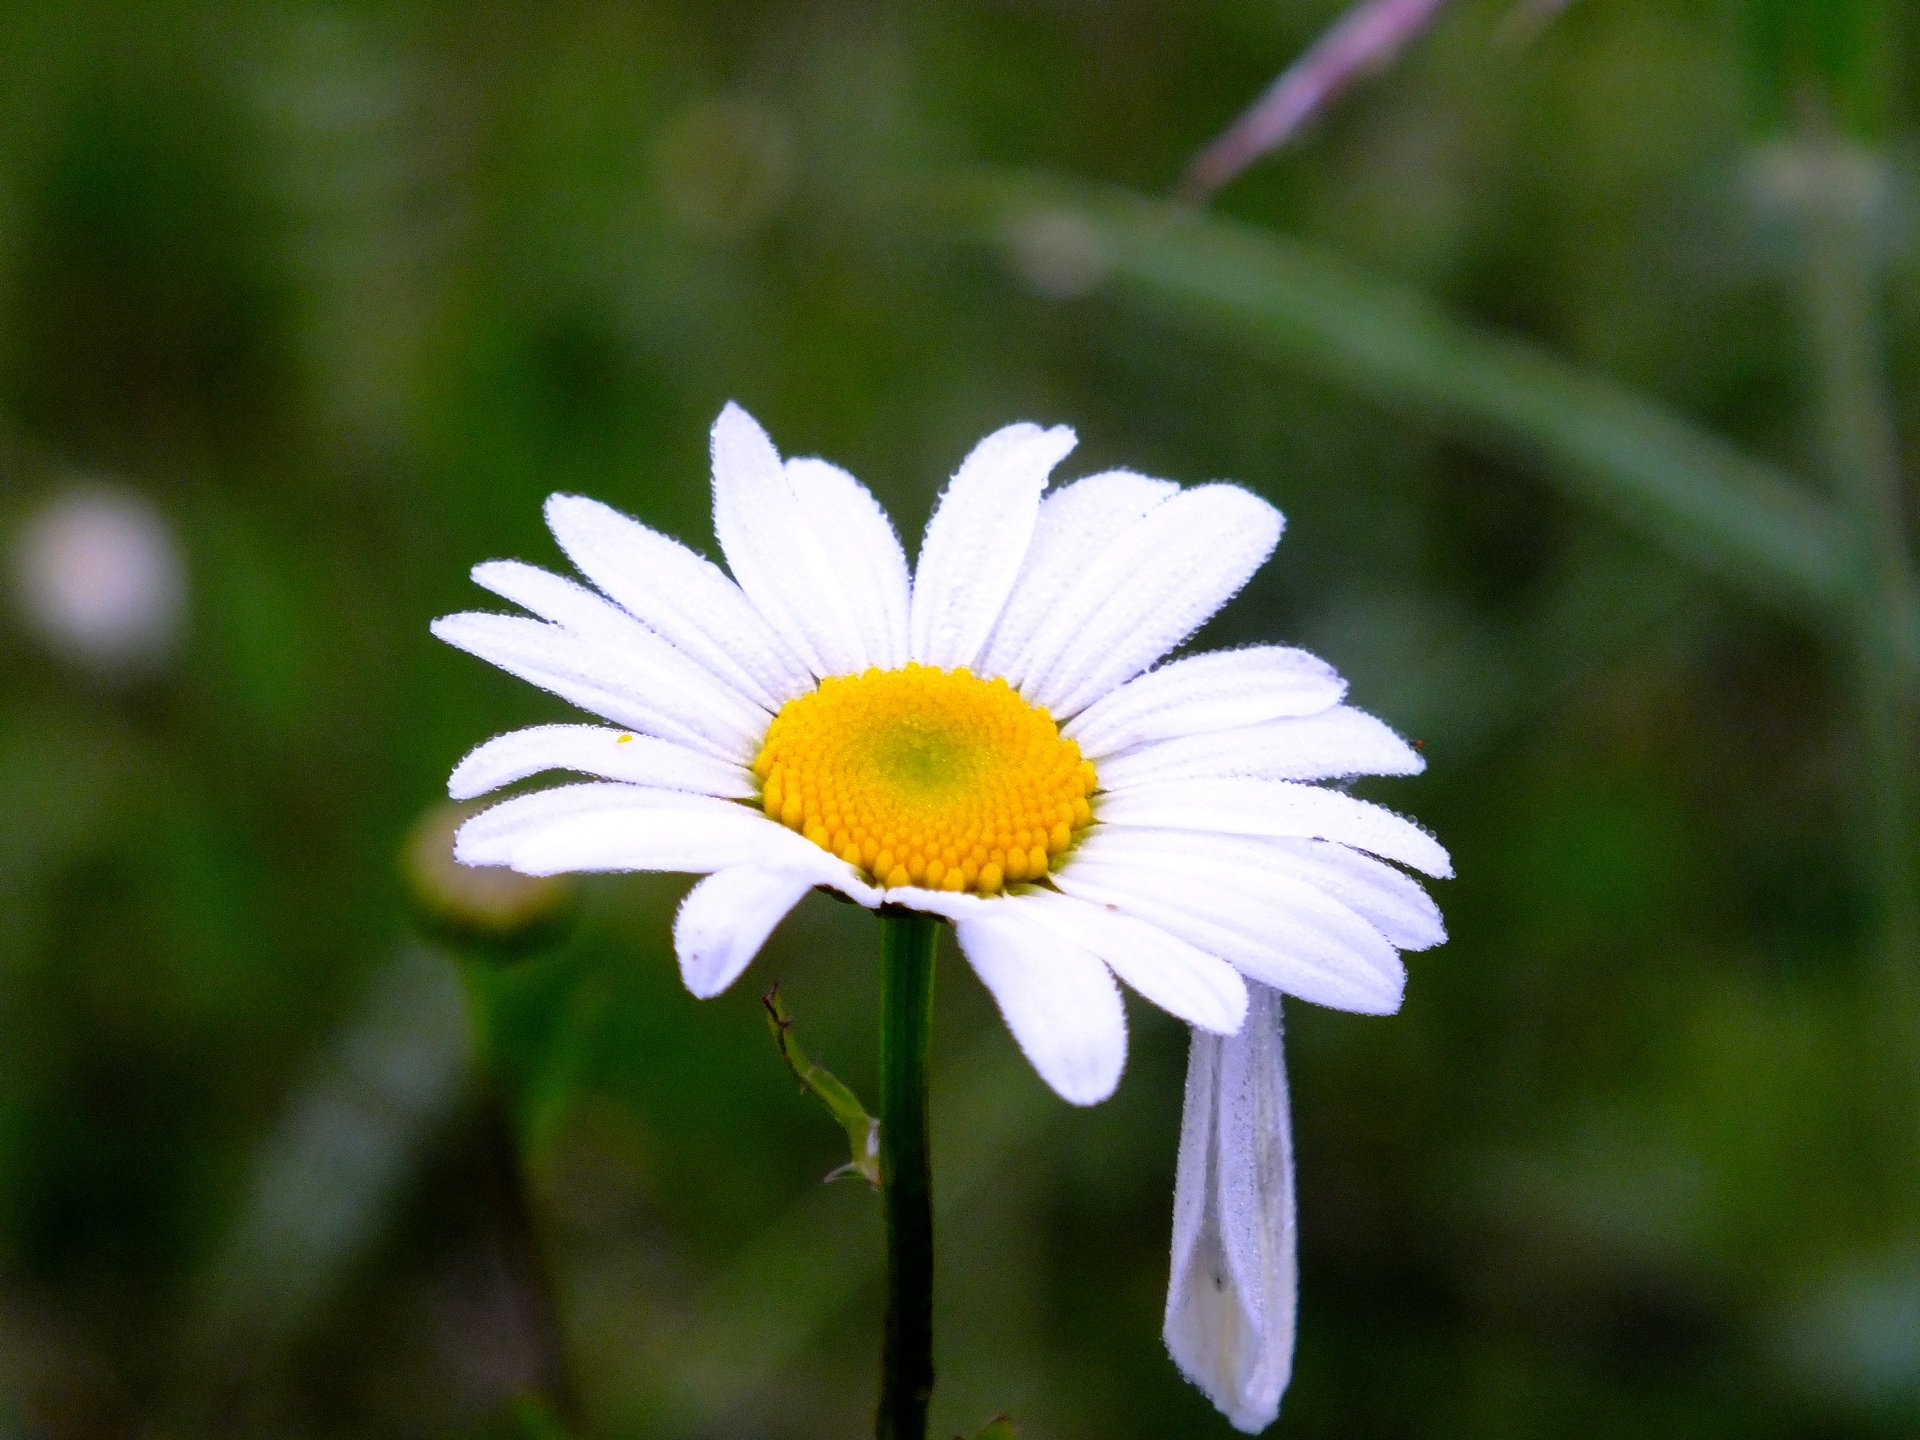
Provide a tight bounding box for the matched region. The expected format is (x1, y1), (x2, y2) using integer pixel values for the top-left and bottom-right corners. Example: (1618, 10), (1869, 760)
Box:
(2, 1), (1917, 1436)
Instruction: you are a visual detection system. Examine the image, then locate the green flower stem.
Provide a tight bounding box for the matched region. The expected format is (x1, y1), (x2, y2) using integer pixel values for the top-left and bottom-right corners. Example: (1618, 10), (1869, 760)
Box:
(1792, 133), (1920, 1117)
(877, 909), (940, 1440)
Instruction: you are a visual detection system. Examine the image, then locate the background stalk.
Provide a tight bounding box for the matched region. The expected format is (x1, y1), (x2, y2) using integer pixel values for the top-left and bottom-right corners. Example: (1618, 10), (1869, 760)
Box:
(877, 910), (940, 1440)
(1792, 128), (1920, 1121)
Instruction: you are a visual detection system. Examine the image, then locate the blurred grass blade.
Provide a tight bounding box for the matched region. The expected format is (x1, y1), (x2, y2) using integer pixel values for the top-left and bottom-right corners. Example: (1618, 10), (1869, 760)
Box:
(188, 944), (473, 1359)
(763, 985), (881, 1187)
(952, 174), (1920, 675)
(1788, 130), (1920, 1109)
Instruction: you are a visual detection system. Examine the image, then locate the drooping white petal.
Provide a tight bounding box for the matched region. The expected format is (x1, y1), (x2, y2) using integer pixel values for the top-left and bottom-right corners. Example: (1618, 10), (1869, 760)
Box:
(909, 421), (1077, 670)
(469, 560), (773, 737)
(1066, 646), (1347, 759)
(1013, 485), (1283, 720)
(1006, 889), (1248, 1035)
(674, 866), (819, 999)
(1166, 984), (1296, 1435)
(431, 613), (758, 761)
(785, 456), (912, 670)
(1168, 1027), (1216, 1320)
(710, 402), (871, 679)
(1056, 843), (1405, 1013)
(544, 492), (811, 708)
(978, 470), (1176, 681)
(453, 782), (869, 886)
(952, 906), (1125, 1105)
(1097, 777), (1453, 879)
(448, 724), (756, 801)
(1096, 708), (1423, 789)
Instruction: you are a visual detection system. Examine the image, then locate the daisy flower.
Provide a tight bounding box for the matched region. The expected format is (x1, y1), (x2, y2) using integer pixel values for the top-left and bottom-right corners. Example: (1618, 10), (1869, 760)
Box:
(435, 402), (1445, 1099)
(432, 402), (1449, 1432)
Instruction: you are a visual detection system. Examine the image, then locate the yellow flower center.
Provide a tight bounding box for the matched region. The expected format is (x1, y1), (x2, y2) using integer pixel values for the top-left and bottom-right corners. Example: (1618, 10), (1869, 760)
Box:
(752, 663), (1097, 894)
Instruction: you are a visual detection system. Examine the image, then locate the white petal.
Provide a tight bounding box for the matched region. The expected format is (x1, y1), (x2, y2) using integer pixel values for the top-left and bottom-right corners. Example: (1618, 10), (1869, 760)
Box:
(431, 612), (757, 760)
(785, 456), (912, 670)
(454, 784), (765, 872)
(471, 559), (747, 704)
(456, 782), (881, 897)
(978, 470), (1176, 682)
(1167, 1017), (1217, 1331)
(1056, 844), (1405, 1013)
(1013, 485), (1283, 720)
(452, 782), (848, 884)
(674, 866), (818, 998)
(1096, 778), (1453, 879)
(1066, 646), (1347, 758)
(1005, 890), (1247, 1035)
(1265, 839), (1446, 952)
(879, 886), (996, 921)
(1096, 708), (1423, 789)
(1215, 988), (1296, 1346)
(1078, 823), (1407, 948)
(909, 421), (1077, 670)
(470, 560), (773, 738)
(1165, 984), (1296, 1435)
(447, 724), (755, 801)
(544, 493), (811, 707)
(953, 907), (1125, 1105)
(1086, 826), (1444, 953)
(710, 402), (868, 678)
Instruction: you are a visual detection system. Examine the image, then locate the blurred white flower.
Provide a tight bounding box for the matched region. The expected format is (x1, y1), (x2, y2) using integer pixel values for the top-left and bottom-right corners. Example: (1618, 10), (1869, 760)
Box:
(10, 484), (188, 674)
(1165, 983), (1298, 1433)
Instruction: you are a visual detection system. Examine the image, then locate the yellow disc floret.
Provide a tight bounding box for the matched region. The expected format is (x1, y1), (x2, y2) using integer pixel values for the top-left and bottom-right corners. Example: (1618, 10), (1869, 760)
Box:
(752, 663), (1098, 895)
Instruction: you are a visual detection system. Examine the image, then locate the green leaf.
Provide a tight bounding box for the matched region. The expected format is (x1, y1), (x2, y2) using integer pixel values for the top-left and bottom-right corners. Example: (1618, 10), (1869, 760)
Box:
(941, 172), (1920, 680)
(763, 985), (881, 1187)
(958, 1417), (1019, 1440)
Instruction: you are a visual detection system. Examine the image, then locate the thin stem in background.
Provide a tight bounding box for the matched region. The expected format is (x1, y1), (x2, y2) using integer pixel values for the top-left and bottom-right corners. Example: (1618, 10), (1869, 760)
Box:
(453, 945), (585, 1435)
(877, 909), (940, 1440)
(477, 1085), (584, 1433)
(1792, 130), (1920, 1127)
(1177, 0), (1456, 204)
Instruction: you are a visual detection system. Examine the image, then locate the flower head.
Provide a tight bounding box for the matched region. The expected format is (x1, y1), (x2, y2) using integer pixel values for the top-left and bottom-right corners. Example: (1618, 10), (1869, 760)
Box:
(434, 403), (1448, 1106)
